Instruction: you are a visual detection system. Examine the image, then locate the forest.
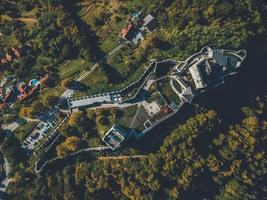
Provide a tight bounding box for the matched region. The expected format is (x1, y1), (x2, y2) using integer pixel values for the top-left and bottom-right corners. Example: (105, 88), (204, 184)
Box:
(4, 97), (266, 200)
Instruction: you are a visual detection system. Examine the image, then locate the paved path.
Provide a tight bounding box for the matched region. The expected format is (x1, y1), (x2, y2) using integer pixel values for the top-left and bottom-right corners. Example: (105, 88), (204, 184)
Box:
(130, 104), (142, 128)
(35, 146), (110, 173)
(98, 155), (146, 160)
(80, 3), (94, 17)
(0, 157), (12, 199)
(2, 117), (40, 132)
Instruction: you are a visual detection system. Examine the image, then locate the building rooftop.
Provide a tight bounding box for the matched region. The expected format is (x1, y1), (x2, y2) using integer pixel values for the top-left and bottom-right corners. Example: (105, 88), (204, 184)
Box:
(143, 14), (154, 26)
(187, 47), (247, 90)
(121, 24), (134, 39)
(143, 14), (157, 32)
(102, 125), (128, 150)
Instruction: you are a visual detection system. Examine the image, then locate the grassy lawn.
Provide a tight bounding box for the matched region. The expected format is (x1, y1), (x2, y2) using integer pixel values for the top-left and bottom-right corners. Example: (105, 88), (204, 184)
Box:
(58, 59), (93, 80)
(14, 122), (38, 141)
(21, 8), (38, 18)
(158, 79), (181, 105)
(40, 59), (94, 98)
(116, 105), (138, 129)
(81, 65), (108, 86)
(74, 66), (110, 97)
(0, 34), (19, 48)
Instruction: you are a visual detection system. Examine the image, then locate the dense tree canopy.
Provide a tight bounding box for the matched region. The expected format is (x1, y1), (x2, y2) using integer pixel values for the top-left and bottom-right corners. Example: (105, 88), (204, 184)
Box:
(6, 96), (267, 199)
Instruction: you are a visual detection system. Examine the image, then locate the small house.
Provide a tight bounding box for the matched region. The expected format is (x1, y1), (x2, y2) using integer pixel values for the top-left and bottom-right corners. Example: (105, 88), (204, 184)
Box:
(121, 24), (135, 41)
(143, 14), (157, 32)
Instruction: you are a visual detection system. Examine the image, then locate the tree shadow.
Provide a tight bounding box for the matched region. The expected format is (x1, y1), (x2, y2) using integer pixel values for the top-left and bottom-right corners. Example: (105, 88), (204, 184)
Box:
(99, 61), (124, 84)
(153, 37), (173, 50)
(72, 80), (90, 92)
(63, 1), (106, 61)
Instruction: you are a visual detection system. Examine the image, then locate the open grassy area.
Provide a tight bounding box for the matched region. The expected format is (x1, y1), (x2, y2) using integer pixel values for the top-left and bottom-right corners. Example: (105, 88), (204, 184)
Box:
(20, 8), (38, 18)
(14, 122), (38, 141)
(0, 34), (19, 48)
(146, 92), (166, 106)
(80, 1), (124, 54)
(58, 59), (93, 80)
(73, 58), (146, 98)
(158, 79), (181, 105)
(116, 105), (138, 129)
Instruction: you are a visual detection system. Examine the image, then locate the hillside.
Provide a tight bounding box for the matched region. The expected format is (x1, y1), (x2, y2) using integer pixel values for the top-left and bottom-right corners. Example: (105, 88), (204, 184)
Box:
(0, 0), (266, 200)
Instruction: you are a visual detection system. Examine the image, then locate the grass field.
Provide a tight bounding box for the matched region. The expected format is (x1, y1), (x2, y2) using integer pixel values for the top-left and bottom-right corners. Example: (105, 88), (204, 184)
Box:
(158, 79), (181, 105)
(0, 34), (19, 48)
(14, 122), (38, 141)
(39, 59), (94, 98)
(58, 59), (93, 80)
(116, 105), (138, 128)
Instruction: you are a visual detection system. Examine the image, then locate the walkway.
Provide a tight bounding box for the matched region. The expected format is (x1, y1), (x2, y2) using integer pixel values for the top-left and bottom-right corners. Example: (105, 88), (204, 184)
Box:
(0, 157), (12, 199)
(0, 15), (37, 23)
(98, 155), (146, 160)
(35, 146), (111, 173)
(80, 3), (94, 17)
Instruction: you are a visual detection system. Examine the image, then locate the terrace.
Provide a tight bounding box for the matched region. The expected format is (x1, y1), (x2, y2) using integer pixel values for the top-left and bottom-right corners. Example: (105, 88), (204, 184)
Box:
(102, 125), (129, 150)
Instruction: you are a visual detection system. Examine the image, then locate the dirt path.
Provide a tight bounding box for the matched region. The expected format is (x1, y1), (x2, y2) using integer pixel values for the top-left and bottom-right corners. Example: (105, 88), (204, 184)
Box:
(98, 155), (146, 161)
(0, 15), (37, 23)
(80, 3), (94, 17)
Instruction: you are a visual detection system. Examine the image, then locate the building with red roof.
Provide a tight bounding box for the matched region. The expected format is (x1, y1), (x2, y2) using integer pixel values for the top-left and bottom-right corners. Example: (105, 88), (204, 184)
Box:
(121, 24), (134, 40)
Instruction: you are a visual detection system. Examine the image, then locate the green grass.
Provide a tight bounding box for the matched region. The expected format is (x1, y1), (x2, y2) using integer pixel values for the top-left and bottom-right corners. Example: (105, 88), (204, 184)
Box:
(0, 34), (19, 48)
(58, 59), (92, 80)
(158, 79), (181, 105)
(116, 105), (138, 128)
(100, 36), (119, 54)
(146, 92), (166, 107)
(21, 8), (38, 18)
(39, 59), (94, 98)
(14, 122), (38, 141)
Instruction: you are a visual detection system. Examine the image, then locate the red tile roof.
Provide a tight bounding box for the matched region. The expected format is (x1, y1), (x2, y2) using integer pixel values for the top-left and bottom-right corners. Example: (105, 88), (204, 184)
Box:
(121, 24), (134, 39)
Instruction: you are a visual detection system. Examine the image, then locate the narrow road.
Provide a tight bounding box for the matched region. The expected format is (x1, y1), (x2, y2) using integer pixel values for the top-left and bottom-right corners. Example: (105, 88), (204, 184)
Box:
(130, 104), (142, 128)
(0, 157), (12, 199)
(0, 15), (37, 23)
(35, 146), (111, 173)
(98, 155), (146, 160)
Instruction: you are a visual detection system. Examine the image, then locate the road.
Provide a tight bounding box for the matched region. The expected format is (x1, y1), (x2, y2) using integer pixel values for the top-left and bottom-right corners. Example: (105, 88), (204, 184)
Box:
(35, 146), (111, 173)
(0, 157), (11, 199)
